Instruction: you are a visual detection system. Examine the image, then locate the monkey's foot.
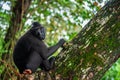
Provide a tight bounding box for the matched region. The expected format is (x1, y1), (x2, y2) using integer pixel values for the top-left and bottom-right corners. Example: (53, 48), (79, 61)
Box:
(23, 69), (32, 74)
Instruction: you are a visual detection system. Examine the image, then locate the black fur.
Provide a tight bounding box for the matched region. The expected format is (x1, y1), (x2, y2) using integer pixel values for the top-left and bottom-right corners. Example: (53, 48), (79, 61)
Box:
(13, 22), (65, 73)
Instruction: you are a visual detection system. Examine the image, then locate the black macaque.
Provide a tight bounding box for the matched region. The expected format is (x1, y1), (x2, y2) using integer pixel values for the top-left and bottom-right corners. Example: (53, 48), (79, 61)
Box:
(13, 22), (65, 74)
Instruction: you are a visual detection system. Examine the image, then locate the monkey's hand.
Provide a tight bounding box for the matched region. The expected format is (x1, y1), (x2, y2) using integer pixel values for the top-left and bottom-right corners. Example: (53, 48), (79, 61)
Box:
(58, 39), (66, 48)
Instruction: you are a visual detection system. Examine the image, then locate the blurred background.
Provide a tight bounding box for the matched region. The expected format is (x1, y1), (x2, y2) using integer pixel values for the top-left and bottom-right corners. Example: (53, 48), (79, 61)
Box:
(0, 0), (120, 80)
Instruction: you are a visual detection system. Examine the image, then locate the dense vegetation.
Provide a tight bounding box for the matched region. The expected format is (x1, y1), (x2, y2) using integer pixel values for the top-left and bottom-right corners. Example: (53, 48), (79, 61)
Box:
(0, 0), (120, 80)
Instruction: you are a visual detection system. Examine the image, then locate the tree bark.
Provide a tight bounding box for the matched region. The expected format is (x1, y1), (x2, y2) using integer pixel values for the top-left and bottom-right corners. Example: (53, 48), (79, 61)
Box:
(55, 0), (120, 80)
(1, 0), (32, 79)
(3, 0), (31, 59)
(1, 0), (120, 80)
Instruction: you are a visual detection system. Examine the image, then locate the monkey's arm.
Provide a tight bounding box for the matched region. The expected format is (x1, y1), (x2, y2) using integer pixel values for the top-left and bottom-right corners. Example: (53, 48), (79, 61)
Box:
(47, 39), (65, 58)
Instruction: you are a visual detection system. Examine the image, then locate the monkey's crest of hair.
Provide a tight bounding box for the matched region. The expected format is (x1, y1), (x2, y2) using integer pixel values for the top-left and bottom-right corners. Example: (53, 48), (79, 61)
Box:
(31, 22), (42, 28)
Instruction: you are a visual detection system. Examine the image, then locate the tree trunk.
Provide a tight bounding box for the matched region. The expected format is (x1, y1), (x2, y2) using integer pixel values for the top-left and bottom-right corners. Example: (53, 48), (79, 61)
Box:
(54, 0), (120, 80)
(1, 0), (31, 79)
(1, 0), (120, 80)
(3, 0), (31, 59)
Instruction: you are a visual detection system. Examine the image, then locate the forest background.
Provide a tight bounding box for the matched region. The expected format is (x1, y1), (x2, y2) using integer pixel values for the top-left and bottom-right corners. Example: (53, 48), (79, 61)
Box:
(0, 0), (120, 80)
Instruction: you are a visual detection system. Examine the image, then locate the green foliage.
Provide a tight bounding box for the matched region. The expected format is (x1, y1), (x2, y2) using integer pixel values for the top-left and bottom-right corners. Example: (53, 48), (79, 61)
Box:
(101, 59), (120, 80)
(26, 0), (103, 46)
(0, 65), (4, 74)
(0, 28), (5, 56)
(1, 0), (120, 80)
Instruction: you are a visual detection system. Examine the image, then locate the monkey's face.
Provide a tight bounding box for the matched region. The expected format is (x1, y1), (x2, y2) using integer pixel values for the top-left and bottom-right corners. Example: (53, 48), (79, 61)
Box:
(35, 27), (46, 40)
(31, 22), (46, 40)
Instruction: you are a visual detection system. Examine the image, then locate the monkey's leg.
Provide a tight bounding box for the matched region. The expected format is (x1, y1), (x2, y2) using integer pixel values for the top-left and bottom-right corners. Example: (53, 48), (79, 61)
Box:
(25, 51), (42, 73)
(40, 57), (55, 71)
